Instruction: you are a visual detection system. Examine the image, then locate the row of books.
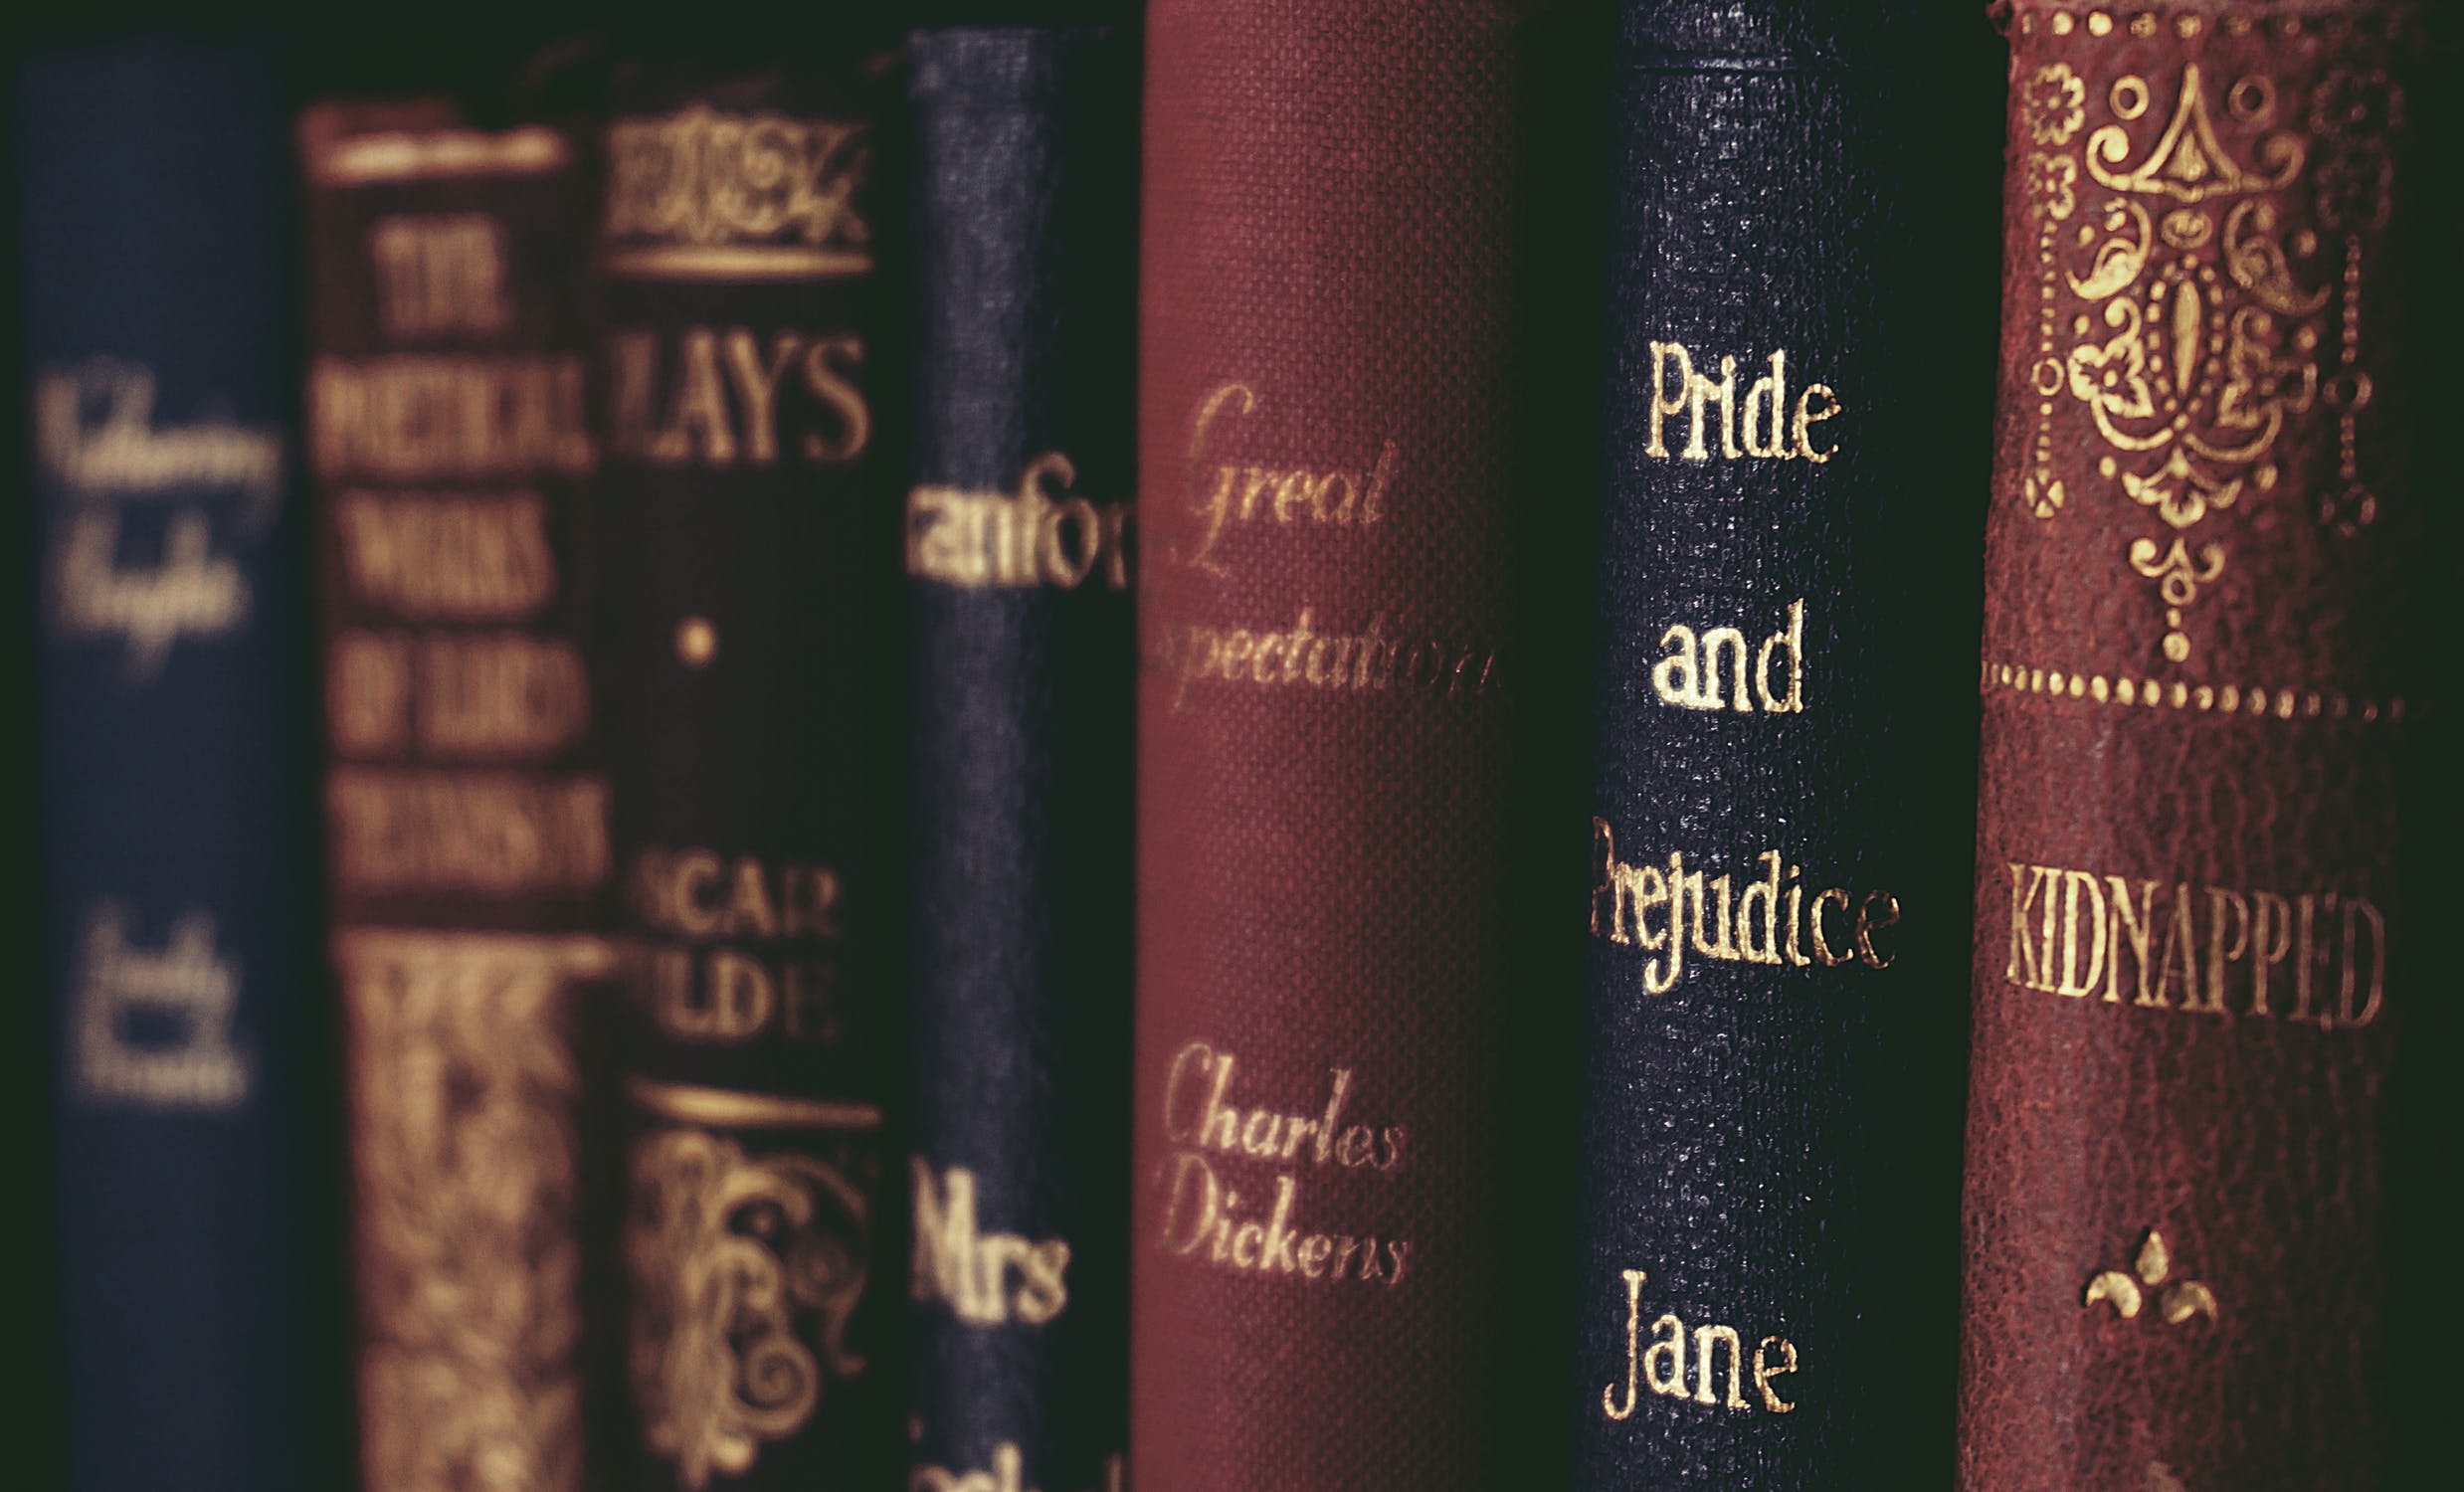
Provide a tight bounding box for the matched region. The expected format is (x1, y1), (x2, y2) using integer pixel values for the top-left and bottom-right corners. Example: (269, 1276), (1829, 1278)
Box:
(17, 4), (2441, 1491)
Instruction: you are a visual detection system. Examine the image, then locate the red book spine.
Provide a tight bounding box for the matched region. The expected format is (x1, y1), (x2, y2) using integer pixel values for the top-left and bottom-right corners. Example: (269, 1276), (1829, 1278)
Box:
(1963, 6), (2426, 1489)
(1131, 3), (1541, 1486)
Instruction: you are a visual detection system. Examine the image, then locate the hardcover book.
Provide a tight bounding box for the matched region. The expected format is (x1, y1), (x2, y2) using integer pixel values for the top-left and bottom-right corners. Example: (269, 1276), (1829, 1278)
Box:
(902, 25), (1138, 1492)
(1130, 3), (1558, 1485)
(594, 49), (908, 1492)
(302, 100), (614, 1492)
(22, 36), (332, 1492)
(1570, 3), (1996, 1486)
(1962, 4), (2427, 1489)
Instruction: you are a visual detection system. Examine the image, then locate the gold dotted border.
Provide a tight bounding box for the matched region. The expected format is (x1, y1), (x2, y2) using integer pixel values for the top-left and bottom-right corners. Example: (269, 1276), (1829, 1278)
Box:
(1983, 659), (2406, 722)
(2012, 8), (2409, 43)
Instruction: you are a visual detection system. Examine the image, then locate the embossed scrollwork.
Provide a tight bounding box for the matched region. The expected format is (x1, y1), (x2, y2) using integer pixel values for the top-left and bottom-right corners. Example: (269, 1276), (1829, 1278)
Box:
(2019, 52), (2380, 662)
(627, 1128), (872, 1492)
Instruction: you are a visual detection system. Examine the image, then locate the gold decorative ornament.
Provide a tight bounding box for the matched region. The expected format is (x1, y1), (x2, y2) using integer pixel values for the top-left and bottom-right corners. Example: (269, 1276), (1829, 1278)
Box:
(2016, 54), (2395, 662)
(628, 1127), (872, 1491)
(2085, 1227), (2218, 1326)
(337, 931), (613, 1492)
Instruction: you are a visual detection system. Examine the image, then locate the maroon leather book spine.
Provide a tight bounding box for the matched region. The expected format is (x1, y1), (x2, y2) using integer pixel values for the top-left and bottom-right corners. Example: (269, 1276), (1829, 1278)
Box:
(1963, 5), (2426, 1490)
(1131, 3), (1546, 1486)
(302, 103), (613, 1492)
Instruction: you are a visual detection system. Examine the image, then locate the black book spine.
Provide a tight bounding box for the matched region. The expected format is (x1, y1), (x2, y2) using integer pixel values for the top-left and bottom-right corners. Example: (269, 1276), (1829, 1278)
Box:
(1570, 4), (1995, 1486)
(595, 51), (908, 1492)
(18, 37), (332, 1492)
(901, 26), (1137, 1492)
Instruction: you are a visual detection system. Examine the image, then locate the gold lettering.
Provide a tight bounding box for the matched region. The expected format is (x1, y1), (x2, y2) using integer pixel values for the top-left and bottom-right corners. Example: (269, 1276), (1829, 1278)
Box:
(1995, 860), (2390, 1033)
(2008, 864), (2046, 988)
(1752, 1336), (1799, 1413)
(311, 355), (594, 479)
(334, 492), (556, 621)
(2152, 884), (2196, 1010)
(2198, 887), (2247, 1015)
(800, 334), (869, 462)
(2106, 876), (2158, 1005)
(1692, 1324), (1748, 1409)
(369, 214), (508, 338)
(721, 329), (802, 465)
(2056, 870), (2108, 997)
(327, 768), (608, 894)
(2250, 890), (2293, 1017)
(1643, 1313), (1688, 1399)
(2338, 897), (2385, 1028)
(1605, 1269), (1647, 1421)
(1645, 342), (1841, 463)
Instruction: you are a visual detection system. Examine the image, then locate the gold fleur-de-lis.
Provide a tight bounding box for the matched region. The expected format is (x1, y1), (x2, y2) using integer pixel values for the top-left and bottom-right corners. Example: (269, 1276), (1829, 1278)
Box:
(2146, 1462), (2189, 1492)
(2085, 1228), (2218, 1325)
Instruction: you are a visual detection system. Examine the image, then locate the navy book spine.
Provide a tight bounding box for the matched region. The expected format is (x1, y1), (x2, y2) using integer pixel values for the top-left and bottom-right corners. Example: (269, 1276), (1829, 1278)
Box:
(901, 26), (1138, 1492)
(1570, 4), (1995, 1486)
(17, 36), (328, 1492)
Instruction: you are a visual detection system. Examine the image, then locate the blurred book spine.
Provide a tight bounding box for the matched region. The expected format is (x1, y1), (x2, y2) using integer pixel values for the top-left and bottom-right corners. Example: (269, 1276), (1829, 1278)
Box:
(901, 24), (1138, 1492)
(593, 47), (909, 1492)
(1129, 3), (1547, 1486)
(300, 98), (614, 1492)
(19, 34), (328, 1492)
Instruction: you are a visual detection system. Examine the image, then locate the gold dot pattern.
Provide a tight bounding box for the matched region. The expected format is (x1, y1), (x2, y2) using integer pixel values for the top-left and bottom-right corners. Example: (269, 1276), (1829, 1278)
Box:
(1983, 659), (2406, 723)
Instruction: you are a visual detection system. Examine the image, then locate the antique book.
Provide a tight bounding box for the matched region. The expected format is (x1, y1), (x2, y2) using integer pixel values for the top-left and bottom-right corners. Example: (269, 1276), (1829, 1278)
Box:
(1131, 3), (1568, 1485)
(902, 25), (1137, 1492)
(22, 36), (335, 1492)
(1571, 3), (1997, 1486)
(1963, 4), (2429, 1490)
(595, 50), (908, 1492)
(302, 100), (614, 1492)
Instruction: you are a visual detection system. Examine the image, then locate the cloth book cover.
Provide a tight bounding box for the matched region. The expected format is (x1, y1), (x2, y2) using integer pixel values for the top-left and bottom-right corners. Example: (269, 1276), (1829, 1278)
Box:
(1571, 2), (1996, 1485)
(902, 24), (1138, 1492)
(21, 35), (332, 1492)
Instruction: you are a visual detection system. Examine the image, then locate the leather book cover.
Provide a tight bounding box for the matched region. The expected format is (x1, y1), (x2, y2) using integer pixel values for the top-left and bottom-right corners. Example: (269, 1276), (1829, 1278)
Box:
(1570, 3), (1999, 1487)
(903, 25), (1137, 1492)
(1131, 3), (1565, 1486)
(20, 36), (336, 1492)
(302, 99), (614, 1492)
(1963, 5), (2430, 1490)
(593, 48), (908, 1492)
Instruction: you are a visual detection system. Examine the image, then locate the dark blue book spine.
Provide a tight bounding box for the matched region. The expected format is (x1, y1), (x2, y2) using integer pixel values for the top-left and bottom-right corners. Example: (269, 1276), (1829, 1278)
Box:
(1570, 4), (1993, 1487)
(18, 37), (326, 1492)
(902, 26), (1138, 1492)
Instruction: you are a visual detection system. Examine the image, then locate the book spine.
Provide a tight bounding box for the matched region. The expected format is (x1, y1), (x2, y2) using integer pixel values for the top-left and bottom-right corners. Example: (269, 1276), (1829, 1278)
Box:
(1962, 6), (2425, 1490)
(1131, 3), (1541, 1485)
(1571, 5), (1992, 1486)
(902, 26), (1137, 1492)
(301, 103), (613, 1492)
(594, 54), (907, 1492)
(19, 38), (330, 1492)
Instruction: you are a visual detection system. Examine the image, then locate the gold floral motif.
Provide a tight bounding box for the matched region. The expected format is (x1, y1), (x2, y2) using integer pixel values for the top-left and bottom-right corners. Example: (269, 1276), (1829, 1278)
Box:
(337, 930), (614, 1492)
(2147, 1463), (2190, 1492)
(2024, 63), (2089, 146)
(628, 1128), (872, 1491)
(2018, 54), (2396, 662)
(2085, 1228), (2219, 1327)
(603, 105), (870, 281)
